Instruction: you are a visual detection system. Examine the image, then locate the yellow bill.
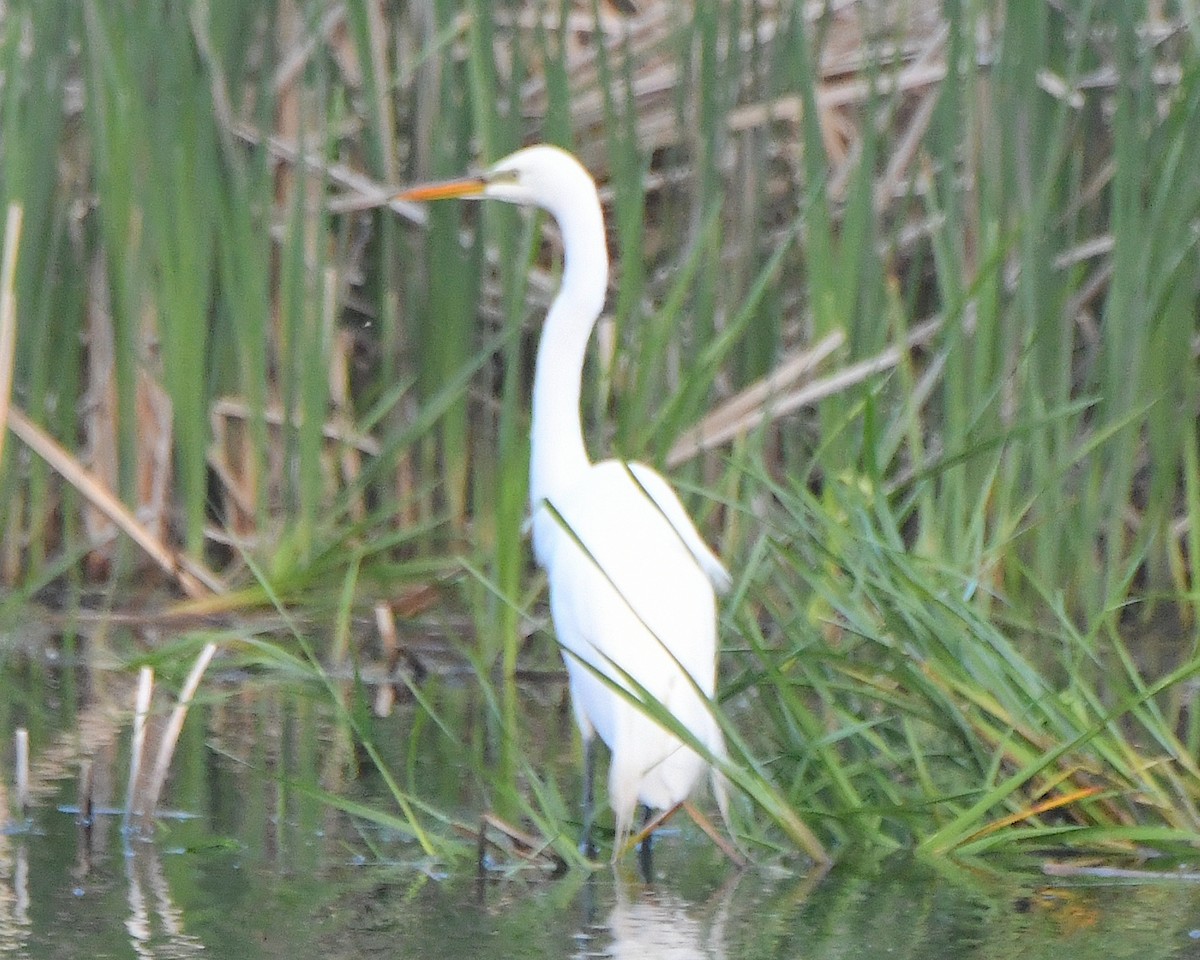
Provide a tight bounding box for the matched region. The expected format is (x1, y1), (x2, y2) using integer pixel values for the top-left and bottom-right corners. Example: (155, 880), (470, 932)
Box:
(394, 175), (486, 203)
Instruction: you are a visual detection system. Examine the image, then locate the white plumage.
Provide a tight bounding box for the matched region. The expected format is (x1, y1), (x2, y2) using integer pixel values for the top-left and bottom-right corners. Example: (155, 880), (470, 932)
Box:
(400, 145), (730, 851)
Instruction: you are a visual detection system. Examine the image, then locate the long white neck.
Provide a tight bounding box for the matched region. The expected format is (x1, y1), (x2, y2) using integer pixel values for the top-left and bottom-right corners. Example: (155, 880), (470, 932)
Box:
(528, 190), (608, 511)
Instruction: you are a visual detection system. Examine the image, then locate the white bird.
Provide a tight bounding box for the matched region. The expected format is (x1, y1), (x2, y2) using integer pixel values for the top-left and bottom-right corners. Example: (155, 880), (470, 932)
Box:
(397, 145), (731, 855)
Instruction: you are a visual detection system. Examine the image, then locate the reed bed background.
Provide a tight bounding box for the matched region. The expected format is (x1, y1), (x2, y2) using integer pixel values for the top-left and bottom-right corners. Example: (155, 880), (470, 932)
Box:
(2, 0), (1200, 867)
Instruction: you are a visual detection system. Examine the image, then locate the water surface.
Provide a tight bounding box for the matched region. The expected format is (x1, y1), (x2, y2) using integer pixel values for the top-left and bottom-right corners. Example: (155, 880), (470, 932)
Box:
(3, 627), (1200, 958)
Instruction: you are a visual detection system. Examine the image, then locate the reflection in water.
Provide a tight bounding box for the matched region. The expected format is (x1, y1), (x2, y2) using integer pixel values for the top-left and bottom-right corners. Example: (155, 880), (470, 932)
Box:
(6, 643), (1200, 959)
(591, 877), (733, 960)
(6, 787), (207, 959)
(124, 841), (206, 959)
(0, 827), (32, 959)
(606, 889), (722, 960)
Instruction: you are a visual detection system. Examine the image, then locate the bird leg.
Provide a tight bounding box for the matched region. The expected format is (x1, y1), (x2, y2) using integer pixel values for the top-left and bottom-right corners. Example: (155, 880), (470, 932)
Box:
(580, 736), (598, 857)
(637, 804), (654, 881)
(615, 800), (749, 869)
(614, 800), (682, 862)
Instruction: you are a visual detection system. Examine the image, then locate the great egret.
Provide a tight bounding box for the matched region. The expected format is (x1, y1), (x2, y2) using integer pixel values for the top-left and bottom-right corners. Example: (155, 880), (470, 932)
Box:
(397, 145), (731, 856)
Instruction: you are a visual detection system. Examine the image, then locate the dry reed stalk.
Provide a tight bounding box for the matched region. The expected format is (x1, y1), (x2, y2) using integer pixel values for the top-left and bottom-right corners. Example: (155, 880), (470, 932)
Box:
(5, 407), (225, 598)
(362, 0), (400, 185)
(273, 3), (348, 94)
(233, 122), (410, 218)
(14, 727), (29, 814)
(78, 756), (94, 826)
(137, 641), (219, 824)
(122, 667), (155, 827)
(666, 319), (942, 467)
(80, 251), (121, 577)
(373, 601), (398, 717)
(667, 330), (845, 466)
(206, 391), (381, 541)
(0, 204), (23, 469)
(78, 250), (176, 579)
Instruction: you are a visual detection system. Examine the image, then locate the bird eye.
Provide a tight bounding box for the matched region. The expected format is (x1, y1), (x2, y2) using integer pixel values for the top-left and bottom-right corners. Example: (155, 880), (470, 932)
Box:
(487, 168), (520, 186)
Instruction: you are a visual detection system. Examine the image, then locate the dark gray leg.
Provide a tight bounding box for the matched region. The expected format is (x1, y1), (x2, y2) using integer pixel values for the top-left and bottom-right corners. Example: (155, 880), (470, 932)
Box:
(637, 804), (653, 881)
(581, 737), (597, 857)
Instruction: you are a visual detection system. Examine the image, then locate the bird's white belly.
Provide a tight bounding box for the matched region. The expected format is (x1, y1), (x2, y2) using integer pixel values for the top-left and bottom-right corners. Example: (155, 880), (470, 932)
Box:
(531, 463), (720, 810)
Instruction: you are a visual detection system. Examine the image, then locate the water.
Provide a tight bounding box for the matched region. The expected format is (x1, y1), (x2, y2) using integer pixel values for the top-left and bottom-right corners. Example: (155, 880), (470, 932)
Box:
(4, 634), (1200, 957)
(7, 800), (1200, 958)
(7, 758), (1200, 960)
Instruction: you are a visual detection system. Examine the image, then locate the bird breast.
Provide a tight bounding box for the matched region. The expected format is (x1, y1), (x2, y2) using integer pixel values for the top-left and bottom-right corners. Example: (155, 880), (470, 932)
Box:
(531, 460), (719, 705)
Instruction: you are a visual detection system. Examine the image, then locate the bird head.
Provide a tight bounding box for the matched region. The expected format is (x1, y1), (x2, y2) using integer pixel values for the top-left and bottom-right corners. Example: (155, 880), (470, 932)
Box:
(395, 144), (596, 222)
